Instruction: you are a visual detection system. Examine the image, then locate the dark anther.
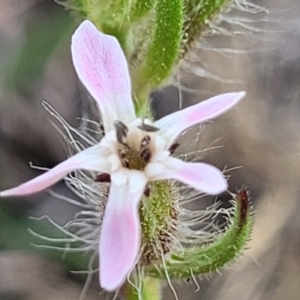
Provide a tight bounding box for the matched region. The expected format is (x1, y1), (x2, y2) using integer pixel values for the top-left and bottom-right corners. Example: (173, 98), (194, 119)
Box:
(140, 135), (151, 163)
(140, 135), (151, 148)
(138, 118), (159, 132)
(168, 143), (179, 154)
(143, 186), (150, 197)
(113, 120), (129, 147)
(124, 160), (130, 168)
(95, 173), (111, 183)
(99, 124), (105, 135)
(140, 148), (151, 162)
(118, 149), (126, 159)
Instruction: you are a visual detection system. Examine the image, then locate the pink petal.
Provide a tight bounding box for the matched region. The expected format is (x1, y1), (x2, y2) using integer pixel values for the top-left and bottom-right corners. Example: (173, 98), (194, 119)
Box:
(99, 170), (147, 291)
(151, 157), (227, 195)
(155, 92), (245, 148)
(71, 20), (136, 132)
(0, 145), (110, 197)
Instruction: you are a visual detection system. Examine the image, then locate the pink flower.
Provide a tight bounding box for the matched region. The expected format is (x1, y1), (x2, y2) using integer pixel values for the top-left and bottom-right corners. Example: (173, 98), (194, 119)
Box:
(0, 21), (245, 291)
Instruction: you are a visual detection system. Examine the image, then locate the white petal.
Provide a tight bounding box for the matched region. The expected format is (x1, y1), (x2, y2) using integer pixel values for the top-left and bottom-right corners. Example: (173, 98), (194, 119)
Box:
(71, 21), (136, 131)
(155, 92), (245, 148)
(108, 153), (121, 172)
(151, 157), (227, 195)
(0, 144), (110, 197)
(150, 150), (169, 162)
(111, 170), (127, 186)
(128, 170), (147, 192)
(154, 136), (166, 150)
(144, 162), (164, 177)
(99, 171), (146, 291)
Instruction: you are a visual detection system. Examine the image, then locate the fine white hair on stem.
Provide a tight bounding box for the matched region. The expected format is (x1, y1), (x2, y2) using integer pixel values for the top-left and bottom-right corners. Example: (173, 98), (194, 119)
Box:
(47, 189), (92, 209)
(110, 288), (120, 300)
(159, 243), (179, 300)
(29, 215), (100, 250)
(78, 251), (98, 300)
(127, 265), (144, 300)
(190, 269), (201, 292)
(233, 0), (269, 13)
(172, 0), (279, 96)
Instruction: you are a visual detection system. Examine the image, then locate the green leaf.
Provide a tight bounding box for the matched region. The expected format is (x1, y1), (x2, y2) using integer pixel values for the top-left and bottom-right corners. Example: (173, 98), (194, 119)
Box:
(132, 0), (184, 96)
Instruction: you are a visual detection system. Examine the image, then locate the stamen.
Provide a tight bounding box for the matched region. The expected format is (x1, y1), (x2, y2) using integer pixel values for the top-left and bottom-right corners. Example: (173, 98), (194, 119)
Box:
(140, 148), (151, 163)
(140, 135), (152, 164)
(113, 120), (129, 147)
(124, 160), (130, 168)
(141, 135), (151, 148)
(138, 119), (159, 132)
(169, 143), (180, 155)
(95, 173), (111, 183)
(99, 124), (105, 135)
(144, 186), (150, 197)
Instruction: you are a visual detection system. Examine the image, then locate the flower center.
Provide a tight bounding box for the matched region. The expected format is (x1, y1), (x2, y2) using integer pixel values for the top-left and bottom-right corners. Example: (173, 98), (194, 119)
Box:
(118, 134), (151, 170)
(113, 120), (158, 170)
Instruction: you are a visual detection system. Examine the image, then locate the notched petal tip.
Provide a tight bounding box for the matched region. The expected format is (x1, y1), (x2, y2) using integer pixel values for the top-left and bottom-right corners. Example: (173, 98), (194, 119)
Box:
(71, 20), (136, 131)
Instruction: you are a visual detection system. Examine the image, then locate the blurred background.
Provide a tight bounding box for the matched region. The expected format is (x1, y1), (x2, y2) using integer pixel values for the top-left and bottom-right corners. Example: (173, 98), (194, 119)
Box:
(0, 0), (299, 299)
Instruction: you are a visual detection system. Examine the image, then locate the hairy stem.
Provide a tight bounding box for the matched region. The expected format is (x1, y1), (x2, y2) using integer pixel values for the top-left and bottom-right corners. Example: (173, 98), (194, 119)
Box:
(146, 190), (253, 278)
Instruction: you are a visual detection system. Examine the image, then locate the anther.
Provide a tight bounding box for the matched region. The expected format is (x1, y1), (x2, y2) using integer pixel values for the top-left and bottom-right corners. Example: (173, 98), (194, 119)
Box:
(169, 143), (179, 155)
(95, 173), (111, 183)
(124, 160), (130, 168)
(113, 120), (129, 147)
(99, 124), (105, 135)
(138, 119), (159, 132)
(143, 186), (150, 197)
(140, 135), (151, 148)
(140, 148), (151, 163)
